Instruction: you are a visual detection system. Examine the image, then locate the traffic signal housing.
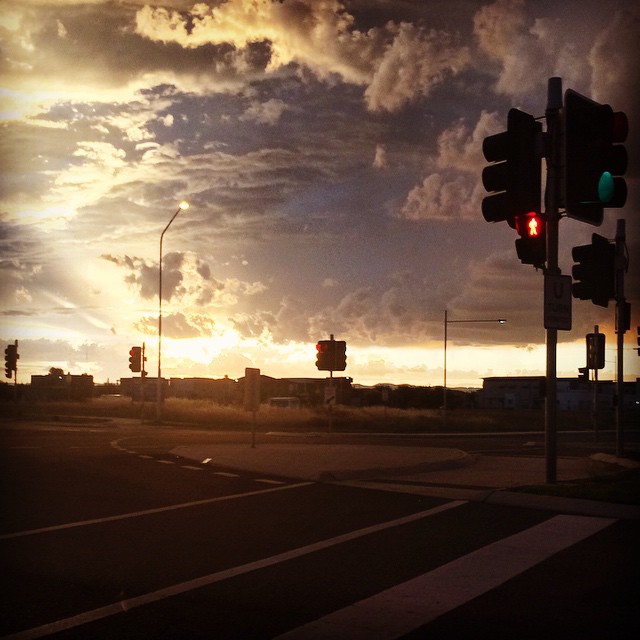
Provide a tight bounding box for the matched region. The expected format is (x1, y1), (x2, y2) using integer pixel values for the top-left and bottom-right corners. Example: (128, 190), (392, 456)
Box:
(586, 333), (605, 370)
(129, 346), (142, 372)
(564, 89), (628, 225)
(514, 213), (546, 268)
(4, 343), (18, 379)
(571, 233), (615, 307)
(315, 339), (347, 372)
(334, 340), (347, 371)
(482, 108), (542, 226)
(315, 341), (332, 371)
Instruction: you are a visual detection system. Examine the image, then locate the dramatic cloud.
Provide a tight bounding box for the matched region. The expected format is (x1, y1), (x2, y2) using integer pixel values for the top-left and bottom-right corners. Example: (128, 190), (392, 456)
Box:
(1, 0), (637, 386)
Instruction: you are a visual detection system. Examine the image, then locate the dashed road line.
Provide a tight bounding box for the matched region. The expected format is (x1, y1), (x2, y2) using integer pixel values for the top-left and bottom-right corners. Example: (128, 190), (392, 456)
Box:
(214, 471), (240, 478)
(181, 465), (204, 472)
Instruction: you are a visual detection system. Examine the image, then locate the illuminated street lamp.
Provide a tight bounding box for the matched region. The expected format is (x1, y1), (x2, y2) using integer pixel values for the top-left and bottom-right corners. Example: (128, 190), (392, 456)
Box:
(443, 310), (506, 418)
(157, 201), (189, 421)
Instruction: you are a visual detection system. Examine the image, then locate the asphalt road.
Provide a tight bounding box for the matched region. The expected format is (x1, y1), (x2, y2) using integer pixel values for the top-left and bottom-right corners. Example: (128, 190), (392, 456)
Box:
(1, 420), (638, 639)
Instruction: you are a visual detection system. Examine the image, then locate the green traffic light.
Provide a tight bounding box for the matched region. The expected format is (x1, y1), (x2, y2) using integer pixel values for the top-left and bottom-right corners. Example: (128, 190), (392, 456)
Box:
(598, 171), (614, 203)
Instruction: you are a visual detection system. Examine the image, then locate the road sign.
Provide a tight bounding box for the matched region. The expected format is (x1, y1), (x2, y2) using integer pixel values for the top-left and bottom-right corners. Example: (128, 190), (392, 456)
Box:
(544, 274), (572, 330)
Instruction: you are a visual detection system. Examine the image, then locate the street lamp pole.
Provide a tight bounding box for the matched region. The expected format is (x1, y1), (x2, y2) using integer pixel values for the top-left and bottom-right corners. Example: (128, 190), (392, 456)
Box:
(443, 310), (506, 419)
(157, 201), (189, 422)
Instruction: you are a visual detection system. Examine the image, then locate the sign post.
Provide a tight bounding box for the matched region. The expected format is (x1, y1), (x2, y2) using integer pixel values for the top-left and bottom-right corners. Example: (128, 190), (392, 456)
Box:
(244, 367), (261, 448)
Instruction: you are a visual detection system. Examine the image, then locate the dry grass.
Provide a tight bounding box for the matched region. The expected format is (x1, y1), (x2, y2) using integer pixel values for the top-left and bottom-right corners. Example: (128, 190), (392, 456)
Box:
(1, 395), (591, 433)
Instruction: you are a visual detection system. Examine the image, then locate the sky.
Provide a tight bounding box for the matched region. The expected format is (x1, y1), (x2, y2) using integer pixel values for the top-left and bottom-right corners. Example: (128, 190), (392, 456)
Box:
(1, 0), (639, 388)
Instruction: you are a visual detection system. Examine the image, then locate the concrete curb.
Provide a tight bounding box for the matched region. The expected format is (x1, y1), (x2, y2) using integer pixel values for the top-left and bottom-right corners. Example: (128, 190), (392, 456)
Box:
(314, 451), (474, 482)
(483, 490), (640, 520)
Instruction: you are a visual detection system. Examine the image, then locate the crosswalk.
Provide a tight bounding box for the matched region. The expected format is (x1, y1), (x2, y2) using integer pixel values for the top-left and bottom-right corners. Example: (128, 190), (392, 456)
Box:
(275, 514), (615, 639)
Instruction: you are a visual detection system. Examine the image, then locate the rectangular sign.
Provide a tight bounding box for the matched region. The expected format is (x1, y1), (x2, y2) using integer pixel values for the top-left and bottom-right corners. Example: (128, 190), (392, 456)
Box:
(243, 367), (261, 411)
(544, 274), (572, 330)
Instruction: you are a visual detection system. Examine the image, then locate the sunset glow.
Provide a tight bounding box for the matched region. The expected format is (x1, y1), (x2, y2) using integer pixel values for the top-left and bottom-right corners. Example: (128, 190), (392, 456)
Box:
(1, 0), (638, 387)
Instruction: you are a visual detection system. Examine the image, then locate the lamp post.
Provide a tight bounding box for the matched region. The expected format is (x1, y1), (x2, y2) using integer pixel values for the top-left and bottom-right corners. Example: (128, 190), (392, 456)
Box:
(443, 310), (506, 418)
(157, 201), (189, 421)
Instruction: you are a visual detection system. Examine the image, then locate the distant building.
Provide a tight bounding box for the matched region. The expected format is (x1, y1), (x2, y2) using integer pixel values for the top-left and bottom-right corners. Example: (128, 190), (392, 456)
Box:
(118, 374), (353, 406)
(479, 375), (639, 411)
(29, 373), (94, 401)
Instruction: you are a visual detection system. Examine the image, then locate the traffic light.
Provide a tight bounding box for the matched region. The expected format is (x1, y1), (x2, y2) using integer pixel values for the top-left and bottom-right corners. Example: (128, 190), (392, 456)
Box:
(315, 340), (333, 371)
(514, 213), (546, 268)
(334, 340), (347, 372)
(315, 339), (347, 372)
(571, 233), (615, 307)
(564, 89), (628, 225)
(586, 333), (605, 370)
(482, 108), (542, 226)
(129, 346), (142, 372)
(4, 343), (18, 379)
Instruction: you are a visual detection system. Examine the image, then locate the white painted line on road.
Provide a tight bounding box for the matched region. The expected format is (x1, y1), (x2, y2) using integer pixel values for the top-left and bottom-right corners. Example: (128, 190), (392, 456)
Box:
(214, 471), (240, 478)
(275, 514), (616, 640)
(202, 457), (212, 464)
(156, 460), (175, 465)
(3, 500), (465, 640)
(256, 479), (287, 485)
(138, 455), (153, 460)
(0, 482), (313, 541)
(181, 465), (204, 472)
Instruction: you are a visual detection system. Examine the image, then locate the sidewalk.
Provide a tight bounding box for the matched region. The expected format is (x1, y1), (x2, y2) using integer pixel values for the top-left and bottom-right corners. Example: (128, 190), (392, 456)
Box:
(171, 439), (640, 520)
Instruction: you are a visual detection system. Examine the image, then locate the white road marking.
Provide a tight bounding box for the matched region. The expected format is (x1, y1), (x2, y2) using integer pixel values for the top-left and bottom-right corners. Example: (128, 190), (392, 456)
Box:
(181, 465), (204, 471)
(4, 500), (465, 640)
(276, 514), (616, 639)
(0, 482), (313, 541)
(156, 460), (175, 465)
(214, 471), (239, 478)
(255, 479), (287, 485)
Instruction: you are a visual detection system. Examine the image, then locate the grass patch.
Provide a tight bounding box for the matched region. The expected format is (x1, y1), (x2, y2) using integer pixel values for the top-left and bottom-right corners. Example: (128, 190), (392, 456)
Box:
(0, 397), (613, 434)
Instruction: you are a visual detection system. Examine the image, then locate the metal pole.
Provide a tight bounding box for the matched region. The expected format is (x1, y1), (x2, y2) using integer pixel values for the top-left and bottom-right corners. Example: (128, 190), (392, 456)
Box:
(157, 205), (185, 422)
(544, 77), (563, 484)
(615, 218), (626, 457)
(592, 326), (598, 442)
(443, 309), (448, 420)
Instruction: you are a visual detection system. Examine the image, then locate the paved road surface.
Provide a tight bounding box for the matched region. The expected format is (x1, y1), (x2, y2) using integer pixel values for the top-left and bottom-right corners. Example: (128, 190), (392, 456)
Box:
(1, 420), (638, 639)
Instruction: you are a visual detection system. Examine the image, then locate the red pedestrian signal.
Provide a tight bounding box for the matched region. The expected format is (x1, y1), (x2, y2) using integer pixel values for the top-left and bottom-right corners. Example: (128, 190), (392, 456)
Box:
(514, 213), (546, 268)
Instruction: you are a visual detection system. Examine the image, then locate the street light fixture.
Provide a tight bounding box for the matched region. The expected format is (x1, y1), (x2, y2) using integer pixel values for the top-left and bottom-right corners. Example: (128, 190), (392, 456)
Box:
(443, 310), (506, 418)
(157, 201), (189, 421)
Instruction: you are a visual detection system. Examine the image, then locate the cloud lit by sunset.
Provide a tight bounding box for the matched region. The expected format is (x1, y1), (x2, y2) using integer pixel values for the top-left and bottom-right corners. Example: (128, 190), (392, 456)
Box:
(1, 0), (638, 386)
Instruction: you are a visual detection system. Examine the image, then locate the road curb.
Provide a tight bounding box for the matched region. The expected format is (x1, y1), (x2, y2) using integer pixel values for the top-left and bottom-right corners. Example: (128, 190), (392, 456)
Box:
(483, 490), (640, 520)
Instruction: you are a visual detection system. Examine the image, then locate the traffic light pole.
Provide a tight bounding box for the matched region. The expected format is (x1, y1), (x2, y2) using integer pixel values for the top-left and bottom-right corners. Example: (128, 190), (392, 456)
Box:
(615, 219), (626, 456)
(544, 77), (563, 484)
